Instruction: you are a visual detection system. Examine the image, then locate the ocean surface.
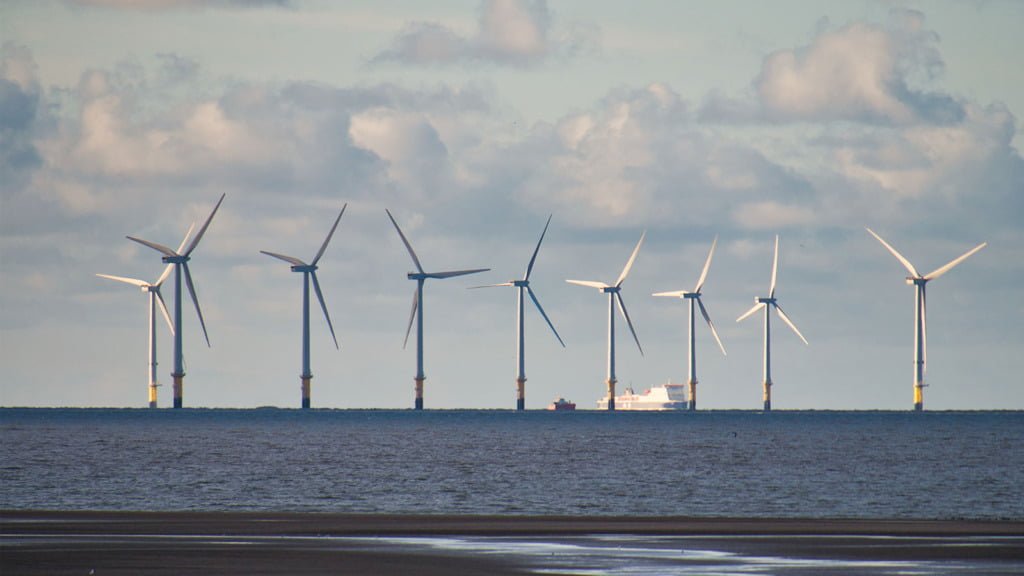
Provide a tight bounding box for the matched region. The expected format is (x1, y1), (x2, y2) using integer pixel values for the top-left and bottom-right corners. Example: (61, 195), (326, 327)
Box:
(2, 408), (1022, 519)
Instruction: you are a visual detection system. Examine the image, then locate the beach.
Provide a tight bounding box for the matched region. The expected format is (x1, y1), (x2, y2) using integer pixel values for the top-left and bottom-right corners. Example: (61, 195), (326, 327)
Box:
(3, 511), (1023, 575)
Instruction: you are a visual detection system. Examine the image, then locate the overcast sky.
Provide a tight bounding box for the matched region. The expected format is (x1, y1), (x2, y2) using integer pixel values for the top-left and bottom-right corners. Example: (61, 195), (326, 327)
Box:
(2, 0), (1022, 410)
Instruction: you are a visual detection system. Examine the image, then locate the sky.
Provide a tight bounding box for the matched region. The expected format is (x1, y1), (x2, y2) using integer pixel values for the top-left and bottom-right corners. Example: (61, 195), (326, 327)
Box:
(1, 0), (1022, 410)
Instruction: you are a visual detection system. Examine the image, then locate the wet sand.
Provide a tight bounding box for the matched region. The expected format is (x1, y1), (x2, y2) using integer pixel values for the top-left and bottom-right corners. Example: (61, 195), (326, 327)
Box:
(3, 511), (1023, 575)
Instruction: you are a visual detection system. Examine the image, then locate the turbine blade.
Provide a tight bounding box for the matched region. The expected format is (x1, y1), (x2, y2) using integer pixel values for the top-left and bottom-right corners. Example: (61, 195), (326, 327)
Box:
(924, 242), (987, 280)
(385, 209), (425, 274)
(176, 222), (196, 255)
(95, 273), (148, 287)
(694, 235), (718, 293)
(155, 289), (174, 336)
(183, 193), (225, 257)
(260, 250), (307, 267)
(426, 268), (490, 279)
(469, 282), (514, 289)
(182, 263), (210, 348)
(527, 286), (565, 347)
(769, 235), (779, 298)
(616, 293), (644, 356)
(615, 230), (647, 287)
(310, 271), (338, 349)
(865, 227), (921, 277)
(126, 236), (179, 258)
(736, 302), (765, 322)
(524, 214), (552, 281)
(774, 303), (808, 345)
(566, 280), (609, 289)
(154, 263), (175, 287)
(403, 287), (418, 349)
(312, 203), (347, 266)
(652, 290), (686, 297)
(697, 297), (727, 356)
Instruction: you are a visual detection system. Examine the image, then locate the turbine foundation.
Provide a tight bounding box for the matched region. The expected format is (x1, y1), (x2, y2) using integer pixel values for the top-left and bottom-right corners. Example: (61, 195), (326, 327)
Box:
(606, 379), (616, 411)
(914, 382), (924, 412)
(172, 374), (184, 409)
(687, 380), (697, 411)
(414, 376), (425, 410)
(762, 380), (772, 412)
(301, 376), (312, 409)
(515, 377), (526, 411)
(148, 383), (158, 409)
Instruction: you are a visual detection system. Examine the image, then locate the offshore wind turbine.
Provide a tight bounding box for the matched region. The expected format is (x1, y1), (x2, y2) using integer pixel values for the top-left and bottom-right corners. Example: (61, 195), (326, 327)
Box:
(567, 231), (646, 411)
(127, 193), (225, 409)
(865, 228), (986, 411)
(472, 215), (565, 410)
(653, 236), (727, 410)
(386, 209), (490, 410)
(261, 204), (346, 409)
(736, 235), (807, 411)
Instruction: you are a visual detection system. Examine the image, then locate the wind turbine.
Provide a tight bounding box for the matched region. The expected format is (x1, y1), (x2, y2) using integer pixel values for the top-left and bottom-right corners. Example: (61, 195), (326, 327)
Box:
(567, 231), (646, 411)
(865, 228), (986, 411)
(736, 235), (807, 411)
(653, 236), (727, 410)
(472, 215), (565, 410)
(127, 193), (225, 409)
(386, 209), (490, 410)
(261, 204), (346, 409)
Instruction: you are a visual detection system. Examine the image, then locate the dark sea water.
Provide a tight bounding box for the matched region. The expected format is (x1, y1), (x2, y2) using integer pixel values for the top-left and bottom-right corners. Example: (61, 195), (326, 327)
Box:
(1, 409), (1022, 519)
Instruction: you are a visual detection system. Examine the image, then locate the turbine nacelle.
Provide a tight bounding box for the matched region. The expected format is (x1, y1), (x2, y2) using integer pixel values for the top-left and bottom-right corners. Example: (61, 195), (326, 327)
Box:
(162, 254), (189, 264)
(757, 296), (775, 304)
(907, 277), (927, 286)
(291, 264), (317, 273)
(512, 279), (529, 288)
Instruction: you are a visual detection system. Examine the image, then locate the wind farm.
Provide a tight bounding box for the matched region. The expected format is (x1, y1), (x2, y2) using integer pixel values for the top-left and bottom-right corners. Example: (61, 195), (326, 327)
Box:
(567, 232), (646, 411)
(865, 228), (987, 411)
(471, 215), (565, 410)
(736, 235), (808, 411)
(261, 204), (347, 409)
(126, 194), (226, 409)
(653, 236), (727, 411)
(386, 209), (490, 410)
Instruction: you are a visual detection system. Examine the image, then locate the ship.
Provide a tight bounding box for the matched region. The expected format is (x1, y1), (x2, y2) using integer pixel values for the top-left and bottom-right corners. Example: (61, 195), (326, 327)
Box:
(547, 397), (576, 410)
(596, 381), (687, 410)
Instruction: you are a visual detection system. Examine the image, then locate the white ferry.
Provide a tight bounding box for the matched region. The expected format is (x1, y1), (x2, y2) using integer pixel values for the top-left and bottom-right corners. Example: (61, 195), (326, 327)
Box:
(596, 382), (687, 410)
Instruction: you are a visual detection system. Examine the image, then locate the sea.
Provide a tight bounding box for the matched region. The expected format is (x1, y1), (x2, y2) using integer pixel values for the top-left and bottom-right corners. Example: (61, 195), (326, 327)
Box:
(2, 408), (1021, 519)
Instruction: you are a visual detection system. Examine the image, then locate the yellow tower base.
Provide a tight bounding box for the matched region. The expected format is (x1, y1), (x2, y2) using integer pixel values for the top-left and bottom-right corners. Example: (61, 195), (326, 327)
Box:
(172, 375), (183, 409)
(687, 380), (697, 411)
(301, 377), (312, 409)
(148, 383), (158, 409)
(414, 377), (425, 410)
(762, 381), (772, 411)
(914, 382), (924, 411)
(606, 379), (617, 411)
(515, 377), (526, 411)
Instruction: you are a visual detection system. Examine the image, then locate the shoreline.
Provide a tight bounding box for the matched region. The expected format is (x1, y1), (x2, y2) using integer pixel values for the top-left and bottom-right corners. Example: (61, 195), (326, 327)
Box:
(4, 511), (1023, 575)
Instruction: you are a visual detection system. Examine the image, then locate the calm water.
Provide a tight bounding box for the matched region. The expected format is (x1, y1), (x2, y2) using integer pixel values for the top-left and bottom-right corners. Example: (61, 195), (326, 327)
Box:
(1, 409), (1022, 519)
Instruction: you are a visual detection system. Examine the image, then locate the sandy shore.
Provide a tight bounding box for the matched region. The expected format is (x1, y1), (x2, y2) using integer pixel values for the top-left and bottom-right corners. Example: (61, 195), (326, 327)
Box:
(3, 511), (1023, 575)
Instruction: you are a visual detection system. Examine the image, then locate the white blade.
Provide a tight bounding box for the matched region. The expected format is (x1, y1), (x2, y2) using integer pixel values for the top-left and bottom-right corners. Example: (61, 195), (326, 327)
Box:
(469, 282), (514, 289)
(924, 242), (986, 280)
(261, 250), (307, 267)
(736, 302), (765, 322)
(154, 263), (175, 287)
(694, 235), (718, 293)
(426, 268), (490, 279)
(615, 230), (647, 287)
(524, 214), (552, 281)
(615, 292), (644, 356)
(403, 287), (418, 349)
(865, 227), (921, 277)
(527, 286), (565, 347)
(769, 235), (779, 299)
(312, 203), (347, 266)
(385, 209), (425, 274)
(96, 273), (148, 287)
(697, 297), (727, 356)
(774, 303), (808, 345)
(155, 289), (174, 336)
(567, 279), (610, 289)
(127, 236), (179, 258)
(652, 290), (686, 297)
(182, 263), (210, 347)
(310, 271), (338, 349)
(176, 222), (196, 254)
(183, 193), (226, 257)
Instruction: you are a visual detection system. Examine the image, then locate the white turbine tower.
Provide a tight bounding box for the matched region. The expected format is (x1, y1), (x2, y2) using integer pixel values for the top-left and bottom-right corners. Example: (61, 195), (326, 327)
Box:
(127, 193), (225, 409)
(736, 235), (807, 411)
(261, 204), (346, 409)
(865, 228), (986, 411)
(653, 236), (727, 410)
(386, 209), (490, 410)
(567, 231), (646, 411)
(472, 215), (565, 410)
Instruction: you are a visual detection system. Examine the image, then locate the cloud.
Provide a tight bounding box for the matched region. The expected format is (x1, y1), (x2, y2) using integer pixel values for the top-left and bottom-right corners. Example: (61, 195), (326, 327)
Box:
(62, 0), (291, 10)
(372, 0), (597, 67)
(0, 43), (42, 192)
